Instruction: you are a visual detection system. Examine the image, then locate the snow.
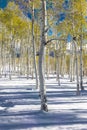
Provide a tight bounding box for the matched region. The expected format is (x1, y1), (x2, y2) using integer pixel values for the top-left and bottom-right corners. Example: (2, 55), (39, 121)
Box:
(0, 76), (87, 130)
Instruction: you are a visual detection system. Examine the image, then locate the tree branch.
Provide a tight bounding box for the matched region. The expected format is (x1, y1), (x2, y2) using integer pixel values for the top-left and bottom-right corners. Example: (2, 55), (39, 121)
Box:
(44, 27), (49, 33)
(44, 38), (66, 46)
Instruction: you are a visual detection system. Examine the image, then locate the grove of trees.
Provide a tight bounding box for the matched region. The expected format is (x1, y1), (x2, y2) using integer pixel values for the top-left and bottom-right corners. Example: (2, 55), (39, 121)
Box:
(0, 0), (87, 111)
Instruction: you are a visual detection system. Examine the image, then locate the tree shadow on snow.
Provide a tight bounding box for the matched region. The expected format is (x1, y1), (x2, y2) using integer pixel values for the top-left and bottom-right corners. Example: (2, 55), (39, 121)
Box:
(0, 109), (87, 130)
(0, 82), (87, 129)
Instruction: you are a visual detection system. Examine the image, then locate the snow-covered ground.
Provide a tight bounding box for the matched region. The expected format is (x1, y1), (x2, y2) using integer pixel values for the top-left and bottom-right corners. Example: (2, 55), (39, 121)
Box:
(0, 76), (87, 130)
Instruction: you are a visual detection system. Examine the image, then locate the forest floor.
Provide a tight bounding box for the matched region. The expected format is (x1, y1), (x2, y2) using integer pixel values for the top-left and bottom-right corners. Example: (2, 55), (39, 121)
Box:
(0, 75), (87, 130)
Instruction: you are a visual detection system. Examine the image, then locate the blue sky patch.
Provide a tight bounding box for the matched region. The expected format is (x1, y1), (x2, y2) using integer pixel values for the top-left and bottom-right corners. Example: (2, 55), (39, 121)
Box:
(0, 0), (7, 8)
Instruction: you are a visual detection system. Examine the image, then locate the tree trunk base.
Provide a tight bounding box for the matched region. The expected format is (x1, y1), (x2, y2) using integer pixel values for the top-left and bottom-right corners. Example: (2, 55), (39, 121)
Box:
(76, 84), (80, 96)
(41, 103), (48, 112)
(81, 86), (84, 91)
(39, 94), (48, 112)
(76, 91), (80, 96)
(80, 81), (84, 90)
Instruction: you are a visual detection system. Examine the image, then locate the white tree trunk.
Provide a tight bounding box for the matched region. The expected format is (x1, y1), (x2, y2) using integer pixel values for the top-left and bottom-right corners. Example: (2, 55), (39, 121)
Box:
(73, 40), (80, 95)
(26, 47), (29, 79)
(70, 43), (73, 82)
(39, 0), (48, 112)
(56, 41), (60, 86)
(47, 49), (50, 79)
(56, 56), (60, 86)
(80, 35), (84, 90)
(9, 54), (11, 80)
(32, 4), (39, 89)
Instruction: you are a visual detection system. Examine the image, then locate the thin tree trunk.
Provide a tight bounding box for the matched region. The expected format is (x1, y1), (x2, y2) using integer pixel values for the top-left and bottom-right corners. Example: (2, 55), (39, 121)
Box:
(72, 43), (75, 81)
(70, 43), (73, 82)
(56, 56), (60, 86)
(32, 3), (39, 89)
(80, 35), (84, 90)
(26, 47), (29, 79)
(79, 0), (84, 90)
(9, 54), (11, 80)
(47, 49), (50, 79)
(56, 41), (60, 86)
(61, 54), (65, 78)
(73, 40), (80, 95)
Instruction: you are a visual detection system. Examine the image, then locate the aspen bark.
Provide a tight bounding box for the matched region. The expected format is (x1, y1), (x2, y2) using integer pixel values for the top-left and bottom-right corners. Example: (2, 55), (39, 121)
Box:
(32, 3), (39, 89)
(39, 0), (48, 112)
(73, 40), (80, 95)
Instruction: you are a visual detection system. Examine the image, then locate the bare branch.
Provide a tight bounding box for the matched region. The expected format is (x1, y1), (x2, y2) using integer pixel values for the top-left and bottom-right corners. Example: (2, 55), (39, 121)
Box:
(44, 27), (49, 33)
(45, 38), (66, 46)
